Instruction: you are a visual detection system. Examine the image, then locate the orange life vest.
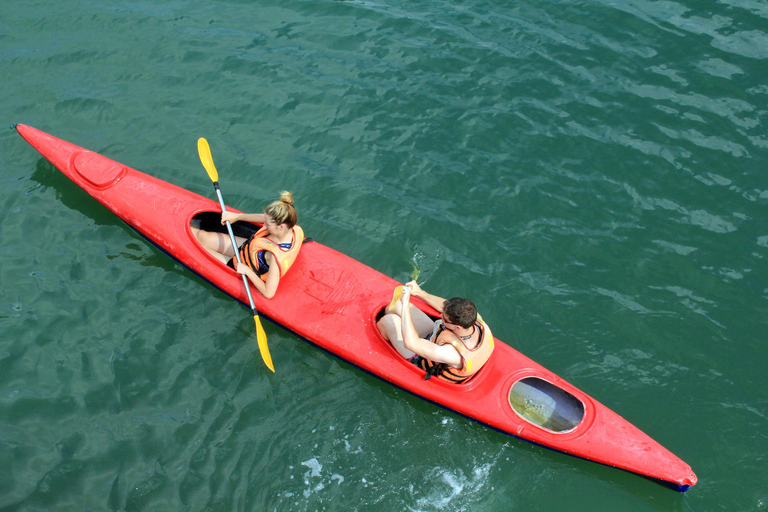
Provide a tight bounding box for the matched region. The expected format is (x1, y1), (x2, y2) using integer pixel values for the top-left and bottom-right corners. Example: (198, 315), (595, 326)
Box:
(419, 319), (494, 383)
(238, 225), (303, 282)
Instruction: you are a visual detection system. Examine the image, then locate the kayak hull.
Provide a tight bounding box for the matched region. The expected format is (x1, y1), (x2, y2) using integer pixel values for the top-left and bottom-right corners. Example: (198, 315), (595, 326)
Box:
(16, 124), (697, 491)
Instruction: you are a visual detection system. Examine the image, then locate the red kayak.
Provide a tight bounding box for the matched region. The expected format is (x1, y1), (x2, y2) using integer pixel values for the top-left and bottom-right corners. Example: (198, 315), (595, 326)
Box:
(16, 124), (697, 491)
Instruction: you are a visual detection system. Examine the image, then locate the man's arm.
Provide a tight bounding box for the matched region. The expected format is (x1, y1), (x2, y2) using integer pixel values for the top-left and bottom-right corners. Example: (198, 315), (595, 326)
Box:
(401, 286), (462, 367)
(406, 281), (446, 313)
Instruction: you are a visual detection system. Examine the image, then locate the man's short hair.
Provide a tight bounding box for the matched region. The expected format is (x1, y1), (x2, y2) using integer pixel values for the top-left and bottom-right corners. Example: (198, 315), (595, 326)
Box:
(443, 297), (477, 328)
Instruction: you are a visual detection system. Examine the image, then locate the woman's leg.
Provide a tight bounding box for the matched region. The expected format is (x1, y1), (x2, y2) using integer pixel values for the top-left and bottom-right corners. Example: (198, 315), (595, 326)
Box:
(191, 227), (244, 264)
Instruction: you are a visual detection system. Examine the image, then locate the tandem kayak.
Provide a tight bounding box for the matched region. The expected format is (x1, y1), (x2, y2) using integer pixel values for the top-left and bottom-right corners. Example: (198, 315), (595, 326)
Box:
(16, 124), (697, 491)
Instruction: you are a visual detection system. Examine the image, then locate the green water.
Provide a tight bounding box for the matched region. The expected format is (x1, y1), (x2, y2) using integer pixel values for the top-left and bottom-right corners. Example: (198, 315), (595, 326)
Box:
(2, 0), (766, 510)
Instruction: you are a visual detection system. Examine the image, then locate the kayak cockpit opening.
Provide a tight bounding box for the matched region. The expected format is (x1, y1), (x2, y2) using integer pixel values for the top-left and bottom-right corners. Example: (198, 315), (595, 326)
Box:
(508, 377), (585, 433)
(191, 211), (260, 239)
(373, 306), (490, 386)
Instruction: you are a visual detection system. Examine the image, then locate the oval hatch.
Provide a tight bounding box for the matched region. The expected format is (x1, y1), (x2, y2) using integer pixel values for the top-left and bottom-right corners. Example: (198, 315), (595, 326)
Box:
(73, 151), (126, 189)
(508, 377), (585, 432)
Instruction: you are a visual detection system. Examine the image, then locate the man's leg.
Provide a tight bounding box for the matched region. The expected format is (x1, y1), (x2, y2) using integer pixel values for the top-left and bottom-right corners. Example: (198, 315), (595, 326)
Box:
(377, 304), (434, 359)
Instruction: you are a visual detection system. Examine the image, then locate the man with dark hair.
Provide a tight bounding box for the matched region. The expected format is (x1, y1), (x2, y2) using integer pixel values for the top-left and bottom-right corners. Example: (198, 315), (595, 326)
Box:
(377, 281), (495, 383)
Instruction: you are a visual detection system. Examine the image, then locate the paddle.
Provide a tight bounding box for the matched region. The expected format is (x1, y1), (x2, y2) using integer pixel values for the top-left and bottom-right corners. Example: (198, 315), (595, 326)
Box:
(197, 138), (275, 373)
(410, 259), (421, 283)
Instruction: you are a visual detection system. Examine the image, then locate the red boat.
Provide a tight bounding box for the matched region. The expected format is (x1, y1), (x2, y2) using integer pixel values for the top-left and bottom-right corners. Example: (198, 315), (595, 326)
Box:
(16, 124), (697, 491)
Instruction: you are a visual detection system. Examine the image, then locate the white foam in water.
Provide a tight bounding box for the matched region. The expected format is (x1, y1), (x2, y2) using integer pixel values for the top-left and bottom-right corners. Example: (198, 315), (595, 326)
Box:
(301, 457), (323, 478)
(303, 482), (325, 498)
(411, 464), (493, 511)
(344, 439), (363, 454)
(300, 456), (346, 498)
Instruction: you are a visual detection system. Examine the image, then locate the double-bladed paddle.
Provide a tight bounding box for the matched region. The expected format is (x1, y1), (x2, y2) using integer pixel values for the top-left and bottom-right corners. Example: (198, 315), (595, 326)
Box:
(197, 138), (275, 373)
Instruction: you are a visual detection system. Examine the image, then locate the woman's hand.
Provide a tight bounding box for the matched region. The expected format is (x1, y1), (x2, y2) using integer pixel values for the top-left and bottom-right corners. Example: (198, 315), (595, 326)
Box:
(221, 211), (240, 225)
(233, 261), (274, 298)
(234, 262), (251, 277)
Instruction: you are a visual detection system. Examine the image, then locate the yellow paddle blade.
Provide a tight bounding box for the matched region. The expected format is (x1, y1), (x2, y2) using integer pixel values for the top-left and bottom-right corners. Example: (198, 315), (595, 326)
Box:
(410, 251), (422, 283)
(254, 315), (275, 373)
(197, 137), (219, 183)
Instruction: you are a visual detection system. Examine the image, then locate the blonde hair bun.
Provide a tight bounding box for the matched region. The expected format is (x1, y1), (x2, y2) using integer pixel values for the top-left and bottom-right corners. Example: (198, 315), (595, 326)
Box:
(279, 190), (294, 206)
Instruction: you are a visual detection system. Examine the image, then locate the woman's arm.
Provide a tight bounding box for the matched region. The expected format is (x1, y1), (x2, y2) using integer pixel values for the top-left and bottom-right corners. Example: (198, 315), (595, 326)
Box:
(222, 211), (266, 225)
(235, 252), (281, 299)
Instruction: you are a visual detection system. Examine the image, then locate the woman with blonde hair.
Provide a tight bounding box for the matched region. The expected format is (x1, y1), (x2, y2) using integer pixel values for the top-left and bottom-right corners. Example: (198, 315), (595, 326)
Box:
(192, 191), (303, 298)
